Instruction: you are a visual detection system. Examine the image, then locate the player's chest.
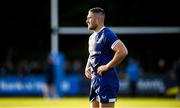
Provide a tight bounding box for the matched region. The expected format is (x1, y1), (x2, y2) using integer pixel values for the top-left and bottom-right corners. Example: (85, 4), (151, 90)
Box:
(89, 34), (105, 51)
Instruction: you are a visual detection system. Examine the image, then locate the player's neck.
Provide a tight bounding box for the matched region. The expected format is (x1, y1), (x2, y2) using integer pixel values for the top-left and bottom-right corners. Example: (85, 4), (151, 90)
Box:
(95, 25), (105, 33)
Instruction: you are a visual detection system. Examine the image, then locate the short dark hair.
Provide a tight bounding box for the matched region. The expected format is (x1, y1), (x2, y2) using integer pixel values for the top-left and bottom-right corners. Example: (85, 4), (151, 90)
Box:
(89, 7), (105, 16)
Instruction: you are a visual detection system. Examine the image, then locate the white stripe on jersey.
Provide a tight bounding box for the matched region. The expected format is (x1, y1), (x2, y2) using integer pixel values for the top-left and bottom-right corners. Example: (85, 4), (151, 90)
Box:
(111, 39), (121, 49)
(88, 32), (97, 54)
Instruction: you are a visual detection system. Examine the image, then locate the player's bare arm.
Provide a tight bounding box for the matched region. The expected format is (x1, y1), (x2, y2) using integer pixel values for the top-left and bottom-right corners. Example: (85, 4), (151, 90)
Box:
(85, 57), (92, 79)
(97, 40), (128, 75)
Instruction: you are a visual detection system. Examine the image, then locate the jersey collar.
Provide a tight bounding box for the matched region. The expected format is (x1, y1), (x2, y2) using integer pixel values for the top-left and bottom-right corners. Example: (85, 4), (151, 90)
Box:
(94, 26), (105, 34)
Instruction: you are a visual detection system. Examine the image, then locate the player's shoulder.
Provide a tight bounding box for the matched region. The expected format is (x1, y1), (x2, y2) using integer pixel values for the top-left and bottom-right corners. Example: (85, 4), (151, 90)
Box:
(102, 27), (116, 37)
(102, 27), (112, 33)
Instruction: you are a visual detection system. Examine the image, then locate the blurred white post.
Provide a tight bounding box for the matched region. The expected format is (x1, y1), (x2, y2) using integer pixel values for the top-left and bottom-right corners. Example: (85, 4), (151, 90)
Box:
(51, 0), (58, 53)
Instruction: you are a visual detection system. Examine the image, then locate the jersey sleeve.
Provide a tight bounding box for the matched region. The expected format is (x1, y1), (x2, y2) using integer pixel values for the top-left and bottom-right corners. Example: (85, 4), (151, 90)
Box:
(104, 31), (120, 49)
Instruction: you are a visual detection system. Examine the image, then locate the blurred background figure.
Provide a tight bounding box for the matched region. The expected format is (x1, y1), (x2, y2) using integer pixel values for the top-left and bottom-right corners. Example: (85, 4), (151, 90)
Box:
(43, 56), (57, 99)
(125, 57), (141, 97)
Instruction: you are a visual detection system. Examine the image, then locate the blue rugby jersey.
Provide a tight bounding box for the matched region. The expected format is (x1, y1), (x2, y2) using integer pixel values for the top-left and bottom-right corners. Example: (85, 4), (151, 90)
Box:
(88, 27), (120, 77)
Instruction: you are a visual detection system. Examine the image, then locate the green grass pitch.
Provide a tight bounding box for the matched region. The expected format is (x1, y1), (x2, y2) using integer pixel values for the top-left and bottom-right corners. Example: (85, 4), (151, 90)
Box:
(0, 97), (179, 108)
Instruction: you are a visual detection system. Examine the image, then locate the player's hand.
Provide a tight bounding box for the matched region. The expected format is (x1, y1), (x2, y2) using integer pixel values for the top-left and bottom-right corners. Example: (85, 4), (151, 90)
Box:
(97, 65), (108, 76)
(85, 67), (92, 79)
